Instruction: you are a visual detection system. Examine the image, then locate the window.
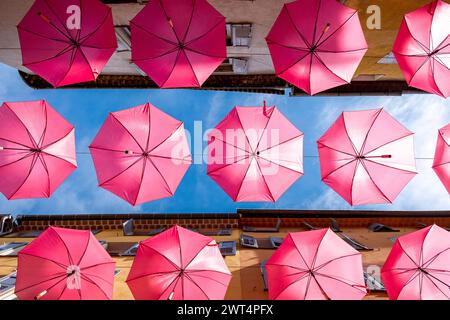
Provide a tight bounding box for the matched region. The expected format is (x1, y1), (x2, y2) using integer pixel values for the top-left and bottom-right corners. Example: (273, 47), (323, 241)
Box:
(226, 23), (252, 47)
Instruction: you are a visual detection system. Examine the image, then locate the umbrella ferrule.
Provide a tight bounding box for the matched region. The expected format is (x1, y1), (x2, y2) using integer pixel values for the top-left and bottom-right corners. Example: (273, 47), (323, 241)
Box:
(168, 18), (174, 28)
(30, 148), (42, 153)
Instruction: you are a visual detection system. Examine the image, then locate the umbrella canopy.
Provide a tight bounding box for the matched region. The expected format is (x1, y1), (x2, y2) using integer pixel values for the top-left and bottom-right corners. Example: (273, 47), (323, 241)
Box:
(89, 103), (192, 206)
(382, 225), (450, 300)
(266, 228), (367, 300)
(207, 103), (303, 202)
(433, 123), (450, 194)
(126, 225), (231, 300)
(0, 100), (77, 200)
(131, 0), (226, 88)
(317, 108), (417, 206)
(15, 227), (115, 300)
(17, 0), (117, 87)
(393, 0), (450, 98)
(266, 0), (367, 95)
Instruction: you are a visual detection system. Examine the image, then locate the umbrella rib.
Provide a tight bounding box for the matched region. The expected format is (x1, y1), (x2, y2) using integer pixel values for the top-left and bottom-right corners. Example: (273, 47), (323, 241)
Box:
(313, 252), (362, 272)
(132, 47), (180, 62)
(232, 158), (254, 201)
(22, 43), (75, 68)
(257, 133), (304, 154)
(145, 103), (151, 152)
(99, 157), (143, 187)
(133, 157), (148, 205)
(109, 113), (144, 152)
(183, 273), (211, 300)
(283, 5), (311, 49)
(17, 26), (70, 44)
(277, 51), (312, 78)
(184, 41), (227, 59)
(148, 122), (184, 154)
(311, 0), (323, 46)
(82, 270), (115, 288)
(257, 155), (303, 175)
(207, 155), (250, 175)
(161, 49), (182, 88)
(314, 272), (367, 294)
(209, 134), (250, 155)
(147, 157), (174, 195)
(36, 152), (51, 197)
(129, 21), (178, 47)
(0, 152), (33, 170)
(290, 234), (313, 271)
(36, 101), (48, 149)
(55, 44), (79, 87)
(317, 142), (356, 158)
(271, 272), (311, 300)
(43, 0), (75, 43)
(235, 109), (256, 154)
(316, 51), (351, 85)
(423, 247), (450, 268)
(321, 158), (357, 182)
(149, 154), (192, 163)
(159, 0), (183, 45)
(316, 48), (368, 54)
(39, 150), (77, 170)
(81, 261), (116, 272)
(397, 239), (421, 269)
(363, 157), (417, 175)
(253, 105), (274, 153)
(181, 0), (196, 43)
(184, 272), (230, 288)
(358, 160), (391, 203)
(430, 58), (446, 97)
(9, 153), (40, 199)
(423, 273), (450, 300)
(17, 251), (68, 269)
(158, 275), (181, 300)
(181, 48), (201, 87)
(359, 109), (383, 155)
(4, 103), (38, 148)
(315, 11), (361, 49)
(41, 126), (74, 150)
(0, 137), (33, 149)
(395, 269), (420, 299)
(254, 157), (276, 201)
(76, 232), (92, 266)
(79, 9), (111, 44)
(184, 19), (225, 48)
(78, 46), (96, 81)
(79, 273), (111, 300)
(362, 132), (415, 157)
(266, 39), (310, 52)
(14, 272), (67, 297)
(265, 262), (309, 273)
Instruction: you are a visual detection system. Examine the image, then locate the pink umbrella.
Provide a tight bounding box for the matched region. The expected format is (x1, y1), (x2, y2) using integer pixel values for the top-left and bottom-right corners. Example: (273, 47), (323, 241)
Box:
(131, 0), (226, 88)
(266, 228), (367, 300)
(0, 100), (77, 200)
(89, 103), (192, 206)
(393, 0), (450, 98)
(317, 108), (417, 206)
(382, 225), (450, 300)
(126, 225), (231, 300)
(17, 0), (117, 87)
(266, 0), (367, 95)
(15, 227), (116, 300)
(433, 123), (450, 194)
(207, 103), (303, 202)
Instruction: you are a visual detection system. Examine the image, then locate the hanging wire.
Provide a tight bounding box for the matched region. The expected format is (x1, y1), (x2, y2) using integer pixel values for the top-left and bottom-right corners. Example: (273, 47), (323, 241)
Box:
(74, 151), (434, 160)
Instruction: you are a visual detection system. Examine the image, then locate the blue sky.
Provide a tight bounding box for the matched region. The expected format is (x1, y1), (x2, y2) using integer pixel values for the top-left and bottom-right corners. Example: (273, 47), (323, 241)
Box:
(0, 62), (449, 215)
